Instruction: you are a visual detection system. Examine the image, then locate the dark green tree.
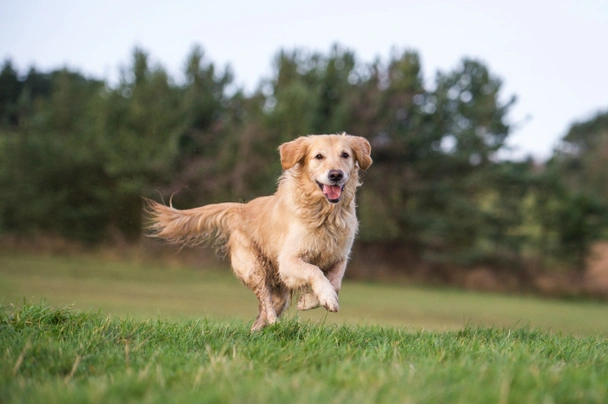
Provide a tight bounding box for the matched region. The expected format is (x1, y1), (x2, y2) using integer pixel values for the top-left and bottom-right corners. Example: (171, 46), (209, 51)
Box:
(554, 109), (608, 201)
(0, 60), (22, 126)
(357, 56), (518, 270)
(1, 45), (605, 278)
(0, 68), (107, 241)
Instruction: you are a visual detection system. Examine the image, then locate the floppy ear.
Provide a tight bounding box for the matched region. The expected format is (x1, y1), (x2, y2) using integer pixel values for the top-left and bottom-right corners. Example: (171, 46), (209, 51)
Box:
(350, 136), (373, 170)
(279, 136), (310, 170)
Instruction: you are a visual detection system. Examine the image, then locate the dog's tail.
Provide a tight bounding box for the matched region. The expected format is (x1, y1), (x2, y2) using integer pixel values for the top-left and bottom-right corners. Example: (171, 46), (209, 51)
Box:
(143, 198), (243, 249)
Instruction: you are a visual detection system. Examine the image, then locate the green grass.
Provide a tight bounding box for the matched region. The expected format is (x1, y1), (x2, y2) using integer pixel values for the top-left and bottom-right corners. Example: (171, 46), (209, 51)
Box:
(1, 253), (608, 335)
(1, 254), (608, 402)
(1, 302), (607, 403)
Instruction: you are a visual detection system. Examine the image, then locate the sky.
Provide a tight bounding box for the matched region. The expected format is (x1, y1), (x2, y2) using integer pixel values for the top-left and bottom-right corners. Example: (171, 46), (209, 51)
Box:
(1, 0), (607, 160)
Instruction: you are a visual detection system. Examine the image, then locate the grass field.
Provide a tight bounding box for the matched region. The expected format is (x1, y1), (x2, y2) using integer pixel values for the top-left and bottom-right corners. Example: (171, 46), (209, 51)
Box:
(1, 253), (607, 335)
(1, 253), (608, 403)
(2, 302), (607, 403)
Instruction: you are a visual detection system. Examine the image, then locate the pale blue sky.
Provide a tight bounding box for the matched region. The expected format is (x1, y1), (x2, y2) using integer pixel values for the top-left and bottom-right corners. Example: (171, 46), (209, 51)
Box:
(1, 0), (607, 160)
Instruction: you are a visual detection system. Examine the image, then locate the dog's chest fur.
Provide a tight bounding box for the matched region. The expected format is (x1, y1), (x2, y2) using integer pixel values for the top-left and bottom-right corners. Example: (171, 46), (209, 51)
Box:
(297, 214), (357, 271)
(282, 169), (359, 272)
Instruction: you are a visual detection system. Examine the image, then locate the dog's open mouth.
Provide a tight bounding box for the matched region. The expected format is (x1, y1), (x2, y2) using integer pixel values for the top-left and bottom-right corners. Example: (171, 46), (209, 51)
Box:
(316, 181), (344, 203)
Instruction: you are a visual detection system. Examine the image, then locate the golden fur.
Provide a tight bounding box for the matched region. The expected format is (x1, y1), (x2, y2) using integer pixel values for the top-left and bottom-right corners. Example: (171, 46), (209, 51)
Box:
(146, 133), (372, 331)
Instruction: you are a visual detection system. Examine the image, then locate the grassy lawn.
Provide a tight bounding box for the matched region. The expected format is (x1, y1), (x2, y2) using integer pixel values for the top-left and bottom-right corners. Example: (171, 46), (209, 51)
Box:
(2, 302), (607, 403)
(1, 254), (608, 403)
(0, 253), (607, 335)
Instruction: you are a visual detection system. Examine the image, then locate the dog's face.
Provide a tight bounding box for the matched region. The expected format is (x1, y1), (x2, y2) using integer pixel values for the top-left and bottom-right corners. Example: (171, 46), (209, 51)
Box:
(279, 134), (372, 204)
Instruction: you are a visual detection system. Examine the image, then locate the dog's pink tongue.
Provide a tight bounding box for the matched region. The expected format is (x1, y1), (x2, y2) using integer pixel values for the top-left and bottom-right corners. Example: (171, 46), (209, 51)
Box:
(323, 184), (342, 200)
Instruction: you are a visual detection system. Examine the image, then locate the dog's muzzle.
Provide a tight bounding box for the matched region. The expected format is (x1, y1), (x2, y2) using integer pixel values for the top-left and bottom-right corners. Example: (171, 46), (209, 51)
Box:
(316, 170), (346, 203)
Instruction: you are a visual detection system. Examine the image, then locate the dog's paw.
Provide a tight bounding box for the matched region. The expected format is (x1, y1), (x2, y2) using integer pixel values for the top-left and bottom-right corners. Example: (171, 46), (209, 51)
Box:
(297, 293), (320, 311)
(250, 318), (266, 332)
(250, 312), (278, 332)
(317, 288), (340, 313)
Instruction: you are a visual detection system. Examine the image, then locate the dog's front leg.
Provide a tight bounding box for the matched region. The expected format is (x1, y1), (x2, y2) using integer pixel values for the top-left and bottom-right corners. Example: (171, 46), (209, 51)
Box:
(230, 231), (278, 331)
(297, 260), (346, 311)
(278, 256), (339, 312)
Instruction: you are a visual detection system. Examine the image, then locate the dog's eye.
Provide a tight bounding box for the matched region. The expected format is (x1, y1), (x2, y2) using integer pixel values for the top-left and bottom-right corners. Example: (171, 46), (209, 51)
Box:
(314, 154), (324, 160)
(341, 152), (350, 158)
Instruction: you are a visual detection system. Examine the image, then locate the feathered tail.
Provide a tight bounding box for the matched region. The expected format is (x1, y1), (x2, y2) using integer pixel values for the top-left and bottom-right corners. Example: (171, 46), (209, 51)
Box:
(143, 198), (243, 249)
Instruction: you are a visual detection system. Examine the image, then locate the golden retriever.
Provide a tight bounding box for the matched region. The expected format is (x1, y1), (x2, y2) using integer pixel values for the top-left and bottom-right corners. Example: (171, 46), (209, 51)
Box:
(145, 133), (372, 331)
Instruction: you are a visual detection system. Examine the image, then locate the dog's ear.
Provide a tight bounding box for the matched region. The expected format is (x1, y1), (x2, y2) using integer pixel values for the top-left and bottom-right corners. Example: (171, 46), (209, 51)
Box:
(279, 136), (310, 170)
(350, 136), (373, 170)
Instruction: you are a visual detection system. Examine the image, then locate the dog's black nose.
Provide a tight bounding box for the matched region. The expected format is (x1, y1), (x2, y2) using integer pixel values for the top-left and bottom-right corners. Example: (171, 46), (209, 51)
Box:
(328, 170), (344, 182)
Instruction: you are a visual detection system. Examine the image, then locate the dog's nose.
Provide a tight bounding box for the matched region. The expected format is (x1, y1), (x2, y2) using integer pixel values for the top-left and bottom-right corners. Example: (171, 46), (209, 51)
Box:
(328, 170), (344, 182)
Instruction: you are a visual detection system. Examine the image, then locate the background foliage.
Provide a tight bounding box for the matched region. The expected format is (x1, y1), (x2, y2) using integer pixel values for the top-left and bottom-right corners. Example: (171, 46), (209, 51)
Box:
(0, 44), (606, 276)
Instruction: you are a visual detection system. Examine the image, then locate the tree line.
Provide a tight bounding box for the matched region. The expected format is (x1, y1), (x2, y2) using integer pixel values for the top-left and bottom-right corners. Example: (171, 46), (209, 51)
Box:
(0, 44), (606, 276)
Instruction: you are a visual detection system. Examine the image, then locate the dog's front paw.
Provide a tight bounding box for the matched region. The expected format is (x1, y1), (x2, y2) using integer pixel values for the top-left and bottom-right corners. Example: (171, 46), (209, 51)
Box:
(250, 312), (278, 332)
(317, 288), (340, 313)
(297, 293), (320, 311)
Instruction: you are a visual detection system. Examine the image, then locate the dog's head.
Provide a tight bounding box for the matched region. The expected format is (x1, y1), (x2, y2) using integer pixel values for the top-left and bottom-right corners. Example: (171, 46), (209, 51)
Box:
(279, 133), (372, 204)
